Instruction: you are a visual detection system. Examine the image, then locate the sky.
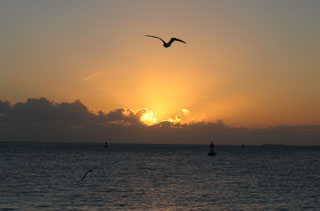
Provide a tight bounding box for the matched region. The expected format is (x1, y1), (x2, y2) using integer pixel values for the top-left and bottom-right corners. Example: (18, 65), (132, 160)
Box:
(1, 0), (320, 135)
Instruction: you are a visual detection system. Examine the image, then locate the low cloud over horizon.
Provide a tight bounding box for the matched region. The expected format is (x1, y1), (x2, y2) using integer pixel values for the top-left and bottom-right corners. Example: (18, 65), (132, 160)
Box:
(0, 97), (319, 145)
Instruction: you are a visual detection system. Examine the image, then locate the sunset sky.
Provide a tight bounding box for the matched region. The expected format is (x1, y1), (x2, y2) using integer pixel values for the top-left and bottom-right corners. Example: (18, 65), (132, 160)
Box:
(1, 0), (320, 128)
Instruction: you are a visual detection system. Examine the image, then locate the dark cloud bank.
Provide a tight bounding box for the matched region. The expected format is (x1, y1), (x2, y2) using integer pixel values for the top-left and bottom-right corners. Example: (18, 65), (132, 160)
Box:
(0, 98), (319, 145)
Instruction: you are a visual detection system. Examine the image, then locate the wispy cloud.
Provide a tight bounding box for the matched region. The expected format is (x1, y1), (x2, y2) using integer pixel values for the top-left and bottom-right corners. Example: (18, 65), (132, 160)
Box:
(83, 71), (104, 81)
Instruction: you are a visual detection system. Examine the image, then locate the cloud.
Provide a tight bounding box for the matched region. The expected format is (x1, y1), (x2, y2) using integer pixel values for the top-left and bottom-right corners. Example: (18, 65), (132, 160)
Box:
(0, 100), (10, 115)
(0, 97), (319, 145)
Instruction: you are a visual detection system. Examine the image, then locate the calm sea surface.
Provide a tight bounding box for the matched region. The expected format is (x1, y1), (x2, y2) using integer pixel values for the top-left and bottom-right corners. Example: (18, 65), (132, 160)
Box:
(0, 143), (319, 210)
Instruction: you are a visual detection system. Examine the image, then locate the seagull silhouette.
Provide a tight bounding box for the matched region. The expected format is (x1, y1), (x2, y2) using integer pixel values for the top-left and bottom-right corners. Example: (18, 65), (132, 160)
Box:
(145, 35), (186, 48)
(81, 169), (93, 181)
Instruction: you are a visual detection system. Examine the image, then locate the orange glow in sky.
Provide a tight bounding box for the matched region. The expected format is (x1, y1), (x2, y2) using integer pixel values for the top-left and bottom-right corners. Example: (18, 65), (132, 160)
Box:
(1, 1), (320, 128)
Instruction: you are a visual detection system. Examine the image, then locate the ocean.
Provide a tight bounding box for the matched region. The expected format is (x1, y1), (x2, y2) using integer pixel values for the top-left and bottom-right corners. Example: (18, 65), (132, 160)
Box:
(0, 143), (319, 210)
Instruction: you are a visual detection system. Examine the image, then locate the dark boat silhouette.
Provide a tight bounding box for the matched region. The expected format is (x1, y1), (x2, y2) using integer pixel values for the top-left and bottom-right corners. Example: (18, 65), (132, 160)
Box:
(208, 141), (216, 156)
(208, 151), (216, 156)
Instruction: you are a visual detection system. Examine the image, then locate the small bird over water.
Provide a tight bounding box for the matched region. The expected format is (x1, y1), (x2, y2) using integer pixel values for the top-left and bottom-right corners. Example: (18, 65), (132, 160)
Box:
(81, 169), (93, 181)
(145, 35), (186, 48)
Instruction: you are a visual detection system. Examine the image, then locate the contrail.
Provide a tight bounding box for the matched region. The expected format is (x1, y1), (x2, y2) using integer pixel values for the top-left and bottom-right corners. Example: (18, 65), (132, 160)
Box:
(83, 71), (104, 81)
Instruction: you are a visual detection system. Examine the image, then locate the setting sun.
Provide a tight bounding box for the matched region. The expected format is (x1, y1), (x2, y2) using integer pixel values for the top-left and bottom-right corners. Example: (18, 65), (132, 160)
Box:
(139, 109), (157, 125)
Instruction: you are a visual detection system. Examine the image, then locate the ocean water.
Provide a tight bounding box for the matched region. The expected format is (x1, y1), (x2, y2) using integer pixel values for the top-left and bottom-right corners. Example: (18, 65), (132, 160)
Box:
(0, 143), (319, 210)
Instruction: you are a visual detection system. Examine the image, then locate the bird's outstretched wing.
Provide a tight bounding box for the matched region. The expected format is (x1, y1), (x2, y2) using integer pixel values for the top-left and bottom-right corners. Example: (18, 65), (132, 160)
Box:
(81, 169), (92, 181)
(169, 37), (187, 45)
(145, 35), (165, 44)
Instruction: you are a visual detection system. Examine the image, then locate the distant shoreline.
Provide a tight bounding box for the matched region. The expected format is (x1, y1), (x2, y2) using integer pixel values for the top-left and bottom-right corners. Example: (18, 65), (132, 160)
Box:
(0, 141), (319, 147)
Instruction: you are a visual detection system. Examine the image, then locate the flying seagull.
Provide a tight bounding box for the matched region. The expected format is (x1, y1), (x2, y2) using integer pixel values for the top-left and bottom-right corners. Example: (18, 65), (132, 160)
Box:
(81, 169), (93, 181)
(145, 35), (186, 48)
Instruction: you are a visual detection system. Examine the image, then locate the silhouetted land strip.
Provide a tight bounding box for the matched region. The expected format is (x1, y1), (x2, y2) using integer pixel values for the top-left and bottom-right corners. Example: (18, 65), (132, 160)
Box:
(262, 144), (287, 148)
